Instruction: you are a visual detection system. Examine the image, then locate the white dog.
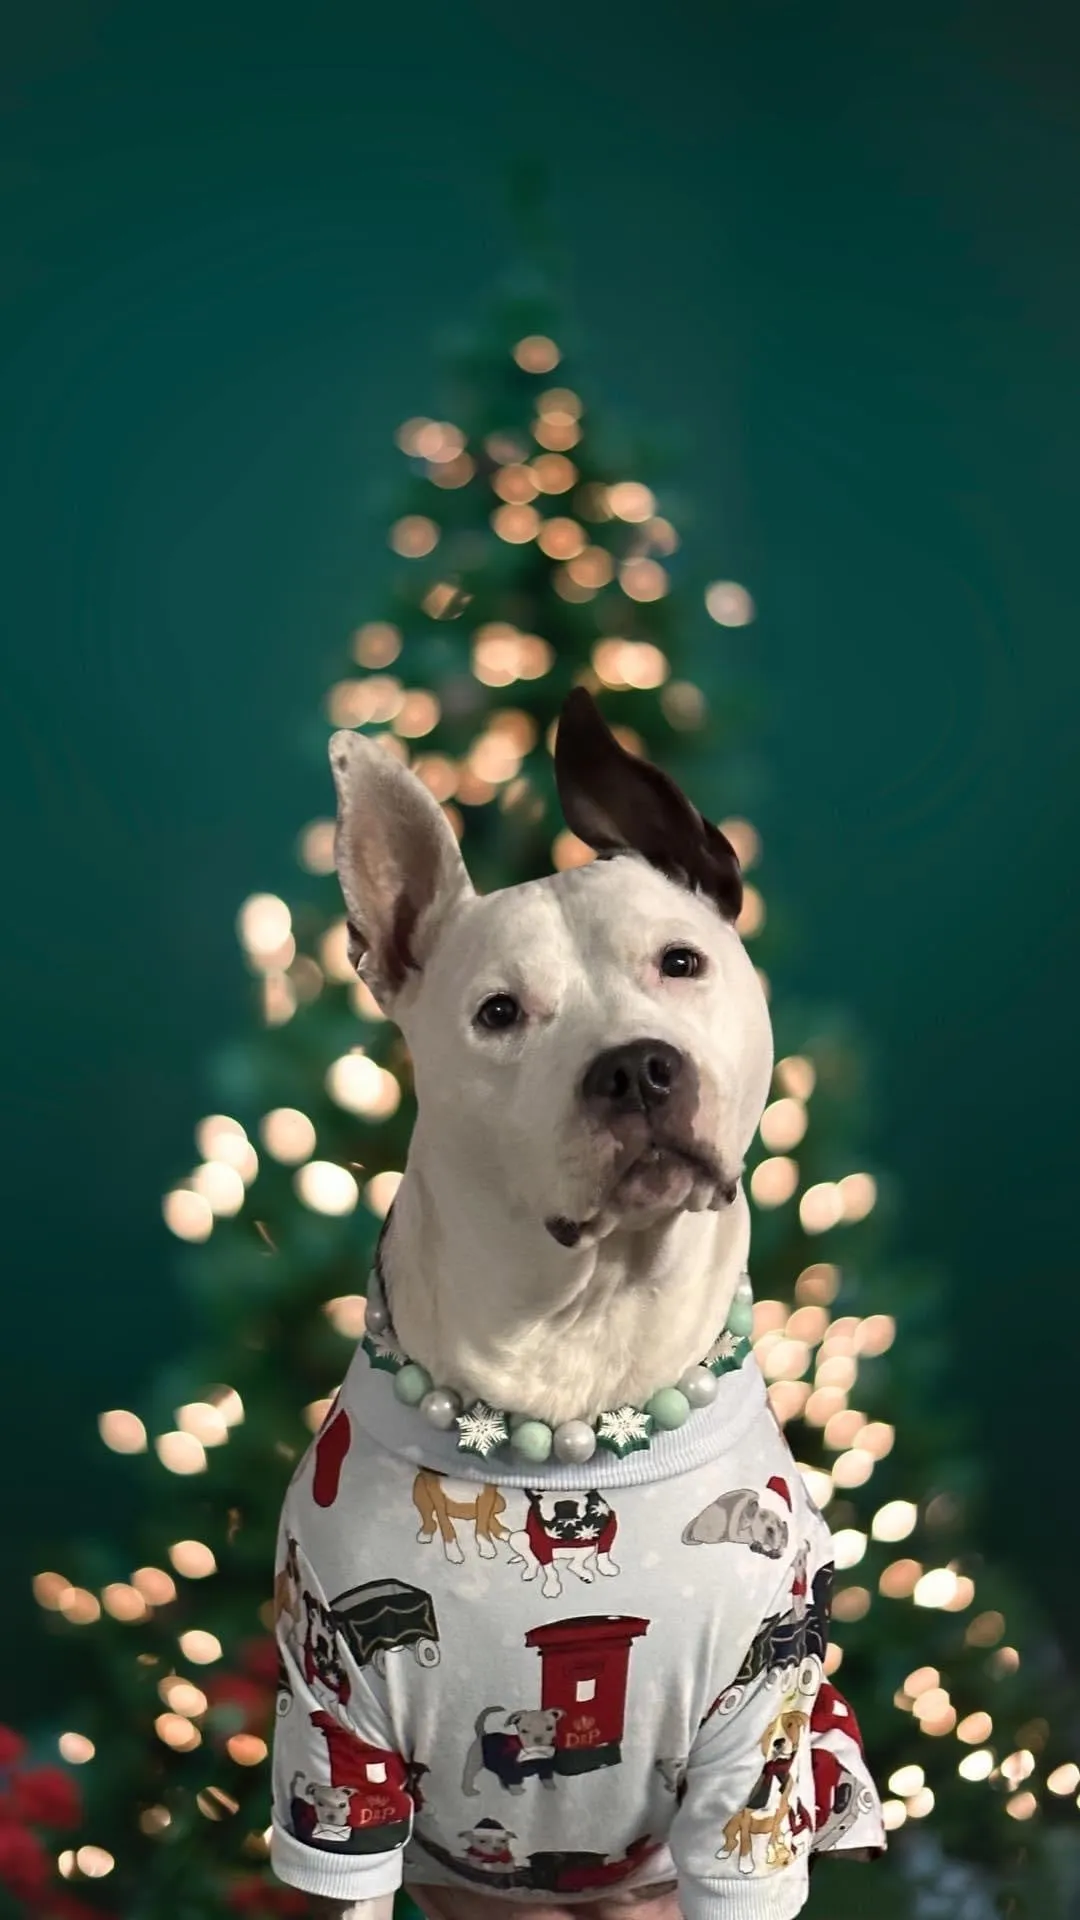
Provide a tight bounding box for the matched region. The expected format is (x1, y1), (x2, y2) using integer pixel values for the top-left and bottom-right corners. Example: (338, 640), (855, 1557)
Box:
(305, 688), (773, 1920)
(283, 693), (885, 1920)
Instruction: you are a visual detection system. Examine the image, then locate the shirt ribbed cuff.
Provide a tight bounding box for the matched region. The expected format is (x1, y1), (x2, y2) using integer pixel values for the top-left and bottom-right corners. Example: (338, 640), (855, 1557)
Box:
(680, 1862), (810, 1920)
(270, 1823), (403, 1901)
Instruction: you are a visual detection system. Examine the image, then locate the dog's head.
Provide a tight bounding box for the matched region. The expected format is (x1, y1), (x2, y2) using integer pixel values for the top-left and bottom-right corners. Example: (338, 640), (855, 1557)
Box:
(459, 1820), (517, 1857)
(329, 689), (772, 1245)
(751, 1507), (789, 1557)
(761, 1709), (809, 1761)
(506, 1707), (563, 1745)
(306, 1782), (356, 1820)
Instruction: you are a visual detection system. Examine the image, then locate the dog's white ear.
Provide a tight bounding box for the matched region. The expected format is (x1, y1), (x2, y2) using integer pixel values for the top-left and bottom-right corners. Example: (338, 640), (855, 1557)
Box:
(329, 731), (474, 1008)
(554, 688), (743, 922)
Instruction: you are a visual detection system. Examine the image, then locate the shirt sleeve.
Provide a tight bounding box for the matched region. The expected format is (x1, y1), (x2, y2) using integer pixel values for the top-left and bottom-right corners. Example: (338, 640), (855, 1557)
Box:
(270, 1531), (415, 1905)
(669, 1525), (884, 1920)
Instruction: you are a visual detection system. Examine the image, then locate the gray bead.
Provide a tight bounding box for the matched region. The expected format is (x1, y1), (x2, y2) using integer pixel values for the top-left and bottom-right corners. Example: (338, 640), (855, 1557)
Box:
(679, 1365), (719, 1408)
(364, 1298), (390, 1334)
(420, 1388), (461, 1431)
(553, 1419), (598, 1464)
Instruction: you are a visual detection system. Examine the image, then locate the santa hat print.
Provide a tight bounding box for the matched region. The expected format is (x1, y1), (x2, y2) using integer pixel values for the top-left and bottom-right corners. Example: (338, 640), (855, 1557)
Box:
(766, 1476), (792, 1509)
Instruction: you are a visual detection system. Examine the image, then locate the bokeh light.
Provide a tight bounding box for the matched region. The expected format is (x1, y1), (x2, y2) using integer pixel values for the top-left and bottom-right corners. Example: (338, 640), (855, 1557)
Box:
(260, 1108), (317, 1165)
(154, 1432), (207, 1476)
(389, 515), (439, 557)
(169, 1540), (217, 1580)
(98, 1409), (147, 1455)
(351, 622), (402, 668)
(607, 481), (655, 522)
(872, 1500), (917, 1543)
(162, 1188), (214, 1242)
(295, 1161), (359, 1216)
(155, 1713), (201, 1752)
(750, 1156), (799, 1208)
(326, 1052), (401, 1119)
(513, 335), (560, 372)
(324, 1295), (368, 1338)
(179, 1629), (222, 1665)
(491, 503), (540, 544)
(705, 580), (755, 626)
(619, 558), (668, 601)
(365, 1170), (403, 1217)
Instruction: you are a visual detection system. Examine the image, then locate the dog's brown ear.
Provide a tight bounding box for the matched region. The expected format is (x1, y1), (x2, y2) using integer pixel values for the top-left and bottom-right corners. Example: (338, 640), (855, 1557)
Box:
(329, 731), (474, 1009)
(554, 688), (743, 922)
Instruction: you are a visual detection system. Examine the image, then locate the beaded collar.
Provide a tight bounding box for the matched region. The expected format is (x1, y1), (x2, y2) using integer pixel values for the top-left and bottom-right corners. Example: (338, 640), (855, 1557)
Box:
(360, 1220), (753, 1466)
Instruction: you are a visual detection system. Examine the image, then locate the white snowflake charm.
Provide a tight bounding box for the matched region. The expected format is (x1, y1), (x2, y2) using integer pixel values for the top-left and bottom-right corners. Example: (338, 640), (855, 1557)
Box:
(455, 1401), (510, 1458)
(596, 1404), (654, 1458)
(704, 1329), (748, 1376)
(362, 1331), (406, 1374)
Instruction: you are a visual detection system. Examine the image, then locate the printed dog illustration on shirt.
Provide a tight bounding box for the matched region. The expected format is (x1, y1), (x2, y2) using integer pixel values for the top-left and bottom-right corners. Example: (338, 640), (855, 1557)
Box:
(506, 1490), (619, 1599)
(412, 1470), (508, 1565)
(290, 1772), (356, 1845)
(456, 1817), (522, 1871)
(301, 1591), (351, 1710)
(682, 1477), (791, 1559)
(274, 1532), (303, 1638)
(718, 1664), (821, 1875)
(462, 1706), (564, 1796)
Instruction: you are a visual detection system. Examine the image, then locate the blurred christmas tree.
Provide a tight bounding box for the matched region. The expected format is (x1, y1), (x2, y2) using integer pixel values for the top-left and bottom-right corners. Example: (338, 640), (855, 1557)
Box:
(8, 239), (1080, 1920)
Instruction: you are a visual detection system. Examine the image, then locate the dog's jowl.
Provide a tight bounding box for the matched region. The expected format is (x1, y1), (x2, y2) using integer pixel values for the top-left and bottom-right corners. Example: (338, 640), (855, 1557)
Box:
(269, 693), (885, 1920)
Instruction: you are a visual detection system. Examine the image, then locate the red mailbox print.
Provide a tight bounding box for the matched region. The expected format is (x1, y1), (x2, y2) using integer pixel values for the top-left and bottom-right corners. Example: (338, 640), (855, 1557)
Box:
(287, 1709), (412, 1856)
(525, 1614), (648, 1775)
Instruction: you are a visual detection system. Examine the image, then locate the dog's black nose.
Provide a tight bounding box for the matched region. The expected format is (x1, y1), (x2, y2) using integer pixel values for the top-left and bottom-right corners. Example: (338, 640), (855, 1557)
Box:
(581, 1040), (685, 1115)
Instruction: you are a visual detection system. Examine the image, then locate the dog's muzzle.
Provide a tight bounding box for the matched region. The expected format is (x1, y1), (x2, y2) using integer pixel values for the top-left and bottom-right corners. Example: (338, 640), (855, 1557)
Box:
(544, 1039), (737, 1246)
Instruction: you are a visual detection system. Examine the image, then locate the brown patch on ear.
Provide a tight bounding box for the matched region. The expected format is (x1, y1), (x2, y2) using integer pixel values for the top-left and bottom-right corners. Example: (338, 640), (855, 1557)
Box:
(348, 907), (418, 991)
(346, 920), (367, 973)
(554, 688), (743, 921)
(386, 893), (422, 992)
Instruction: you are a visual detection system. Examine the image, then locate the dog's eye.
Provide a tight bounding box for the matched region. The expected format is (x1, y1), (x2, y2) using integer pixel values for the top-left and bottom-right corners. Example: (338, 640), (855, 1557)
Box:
(475, 992), (523, 1032)
(660, 945), (705, 979)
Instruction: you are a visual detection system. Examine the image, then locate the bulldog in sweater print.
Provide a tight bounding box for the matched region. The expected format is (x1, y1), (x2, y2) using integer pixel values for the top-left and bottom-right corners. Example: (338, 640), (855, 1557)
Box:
(271, 693), (884, 1920)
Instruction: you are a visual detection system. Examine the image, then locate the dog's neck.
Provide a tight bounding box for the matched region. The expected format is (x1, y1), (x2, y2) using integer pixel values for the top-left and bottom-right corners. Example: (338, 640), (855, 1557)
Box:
(379, 1132), (751, 1428)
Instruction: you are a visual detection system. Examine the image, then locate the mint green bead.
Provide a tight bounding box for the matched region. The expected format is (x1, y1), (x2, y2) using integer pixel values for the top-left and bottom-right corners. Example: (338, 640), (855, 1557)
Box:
(511, 1419), (554, 1463)
(725, 1297), (754, 1337)
(646, 1386), (690, 1430)
(393, 1362), (434, 1407)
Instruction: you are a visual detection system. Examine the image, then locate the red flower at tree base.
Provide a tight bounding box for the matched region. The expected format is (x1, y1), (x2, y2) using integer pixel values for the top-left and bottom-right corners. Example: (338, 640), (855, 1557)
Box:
(13, 1767), (83, 1832)
(0, 1727), (28, 1771)
(0, 1821), (51, 1901)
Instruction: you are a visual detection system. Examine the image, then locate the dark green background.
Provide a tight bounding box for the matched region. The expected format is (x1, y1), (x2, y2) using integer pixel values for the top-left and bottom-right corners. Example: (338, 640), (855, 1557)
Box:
(2, 1), (1078, 1718)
